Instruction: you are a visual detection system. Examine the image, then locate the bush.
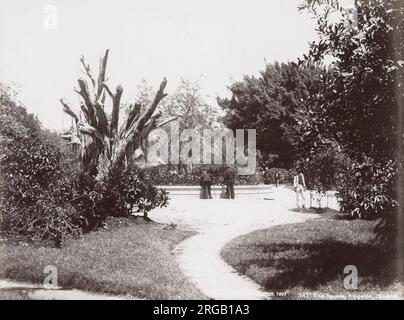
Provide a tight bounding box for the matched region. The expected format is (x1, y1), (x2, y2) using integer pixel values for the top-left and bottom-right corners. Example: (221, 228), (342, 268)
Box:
(263, 168), (294, 184)
(143, 164), (269, 186)
(336, 157), (400, 254)
(0, 198), (81, 247)
(100, 165), (169, 219)
(295, 141), (349, 192)
(0, 141), (63, 205)
(0, 84), (168, 246)
(65, 169), (105, 232)
(336, 158), (398, 221)
(141, 168), (200, 185)
(0, 131), (169, 246)
(0, 142), (169, 245)
(0, 138), (84, 245)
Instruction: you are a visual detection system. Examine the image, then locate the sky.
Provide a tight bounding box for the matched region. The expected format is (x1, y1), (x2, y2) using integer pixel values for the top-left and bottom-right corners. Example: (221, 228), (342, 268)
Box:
(0, 0), (322, 131)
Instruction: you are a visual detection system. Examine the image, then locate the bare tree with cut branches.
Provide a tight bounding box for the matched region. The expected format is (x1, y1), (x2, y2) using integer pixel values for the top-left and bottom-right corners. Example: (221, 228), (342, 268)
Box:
(60, 49), (175, 180)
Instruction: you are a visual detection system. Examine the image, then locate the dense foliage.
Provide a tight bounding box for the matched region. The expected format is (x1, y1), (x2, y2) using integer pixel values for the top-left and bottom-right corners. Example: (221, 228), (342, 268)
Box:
(0, 84), (80, 245)
(301, 0), (401, 163)
(141, 165), (296, 186)
(297, 0), (403, 249)
(218, 62), (329, 168)
(337, 158), (398, 219)
(0, 141), (81, 245)
(217, 0), (402, 252)
(295, 140), (349, 192)
(132, 78), (221, 171)
(0, 84), (169, 246)
(100, 165), (169, 219)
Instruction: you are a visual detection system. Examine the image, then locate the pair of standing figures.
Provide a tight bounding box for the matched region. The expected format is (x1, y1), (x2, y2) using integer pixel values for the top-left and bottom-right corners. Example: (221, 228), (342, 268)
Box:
(200, 168), (307, 208)
(263, 169), (280, 187)
(200, 168), (236, 199)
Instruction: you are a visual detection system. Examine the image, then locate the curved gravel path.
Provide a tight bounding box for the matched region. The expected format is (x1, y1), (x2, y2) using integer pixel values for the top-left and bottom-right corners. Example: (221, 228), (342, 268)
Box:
(152, 186), (320, 300)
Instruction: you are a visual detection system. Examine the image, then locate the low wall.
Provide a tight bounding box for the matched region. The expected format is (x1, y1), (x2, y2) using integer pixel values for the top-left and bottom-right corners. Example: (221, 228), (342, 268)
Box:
(158, 184), (273, 199)
(157, 185), (340, 210)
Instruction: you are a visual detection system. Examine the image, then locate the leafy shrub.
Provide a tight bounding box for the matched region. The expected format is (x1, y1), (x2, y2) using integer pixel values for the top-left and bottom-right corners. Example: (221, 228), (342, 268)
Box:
(263, 168), (295, 184)
(336, 158), (398, 220)
(1, 141), (63, 205)
(0, 137), (83, 245)
(0, 198), (81, 247)
(100, 165), (169, 218)
(295, 140), (349, 192)
(336, 157), (400, 254)
(0, 84), (84, 245)
(0, 139), (169, 245)
(143, 170), (200, 185)
(0, 84), (41, 138)
(142, 164), (268, 186)
(65, 168), (104, 232)
(0, 104), (104, 245)
(1, 84), (170, 246)
(298, 0), (402, 252)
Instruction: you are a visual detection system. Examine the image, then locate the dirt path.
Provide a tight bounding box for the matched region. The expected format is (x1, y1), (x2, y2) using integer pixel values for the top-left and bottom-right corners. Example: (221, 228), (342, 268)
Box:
(152, 185), (320, 300)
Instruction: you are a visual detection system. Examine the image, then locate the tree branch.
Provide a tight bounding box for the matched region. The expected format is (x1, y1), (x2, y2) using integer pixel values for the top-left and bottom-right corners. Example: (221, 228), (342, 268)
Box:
(60, 99), (79, 124)
(102, 82), (114, 99)
(78, 121), (103, 141)
(130, 78), (168, 134)
(157, 115), (178, 128)
(125, 102), (142, 132)
(141, 114), (162, 141)
(77, 78), (96, 124)
(77, 78), (93, 108)
(110, 85), (123, 135)
(80, 55), (96, 89)
(97, 49), (109, 99)
(113, 78), (168, 169)
(80, 104), (89, 120)
(93, 102), (109, 134)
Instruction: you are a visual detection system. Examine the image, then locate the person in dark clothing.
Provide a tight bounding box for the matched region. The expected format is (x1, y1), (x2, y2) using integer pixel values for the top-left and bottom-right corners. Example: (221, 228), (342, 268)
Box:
(200, 170), (213, 199)
(264, 167), (271, 185)
(275, 170), (280, 188)
(224, 166), (236, 199)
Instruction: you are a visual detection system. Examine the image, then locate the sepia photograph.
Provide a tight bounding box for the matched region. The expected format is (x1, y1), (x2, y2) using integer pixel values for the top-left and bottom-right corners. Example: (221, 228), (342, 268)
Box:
(0, 0), (403, 307)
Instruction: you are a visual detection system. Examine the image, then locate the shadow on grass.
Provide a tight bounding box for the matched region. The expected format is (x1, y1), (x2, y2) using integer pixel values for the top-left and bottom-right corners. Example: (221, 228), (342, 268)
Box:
(247, 239), (395, 291)
(289, 207), (340, 215)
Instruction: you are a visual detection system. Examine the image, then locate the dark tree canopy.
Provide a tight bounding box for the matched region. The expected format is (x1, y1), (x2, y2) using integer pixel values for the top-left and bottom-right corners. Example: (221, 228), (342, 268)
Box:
(296, 0), (403, 250)
(218, 62), (328, 168)
(300, 0), (403, 164)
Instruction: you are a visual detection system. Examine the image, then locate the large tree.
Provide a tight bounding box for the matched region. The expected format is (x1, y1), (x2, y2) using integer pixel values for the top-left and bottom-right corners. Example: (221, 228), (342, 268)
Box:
(298, 0), (403, 250)
(129, 78), (220, 170)
(299, 0), (402, 163)
(61, 50), (175, 180)
(218, 62), (327, 168)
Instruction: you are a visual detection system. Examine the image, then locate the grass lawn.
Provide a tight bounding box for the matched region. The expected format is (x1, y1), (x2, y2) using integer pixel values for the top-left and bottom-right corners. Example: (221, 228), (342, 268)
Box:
(221, 215), (403, 299)
(0, 217), (206, 299)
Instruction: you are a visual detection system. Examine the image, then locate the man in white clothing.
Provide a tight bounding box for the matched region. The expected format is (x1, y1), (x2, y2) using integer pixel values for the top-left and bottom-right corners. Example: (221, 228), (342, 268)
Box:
(293, 171), (307, 209)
